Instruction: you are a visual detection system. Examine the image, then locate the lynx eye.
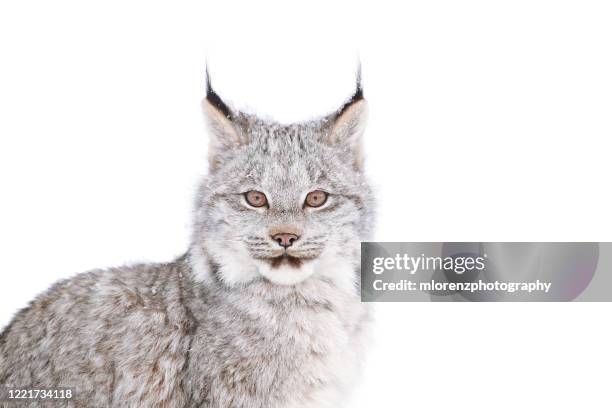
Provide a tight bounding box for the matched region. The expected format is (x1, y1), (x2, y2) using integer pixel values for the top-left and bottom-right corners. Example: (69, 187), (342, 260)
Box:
(304, 190), (328, 208)
(244, 190), (268, 208)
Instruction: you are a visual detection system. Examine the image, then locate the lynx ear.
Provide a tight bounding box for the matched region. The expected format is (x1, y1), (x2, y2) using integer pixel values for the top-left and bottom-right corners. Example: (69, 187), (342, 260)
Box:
(203, 70), (243, 170)
(324, 74), (368, 170)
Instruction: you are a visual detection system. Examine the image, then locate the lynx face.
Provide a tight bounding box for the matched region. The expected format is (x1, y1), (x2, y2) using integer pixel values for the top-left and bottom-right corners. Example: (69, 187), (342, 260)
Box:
(191, 74), (374, 288)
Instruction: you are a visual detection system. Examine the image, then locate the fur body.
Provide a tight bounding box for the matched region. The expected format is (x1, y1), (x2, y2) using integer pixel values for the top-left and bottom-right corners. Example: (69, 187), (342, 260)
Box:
(0, 73), (374, 407)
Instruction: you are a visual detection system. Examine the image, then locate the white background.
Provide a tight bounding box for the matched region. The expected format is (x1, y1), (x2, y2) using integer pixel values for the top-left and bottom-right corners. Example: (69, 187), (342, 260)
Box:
(1, 1), (611, 407)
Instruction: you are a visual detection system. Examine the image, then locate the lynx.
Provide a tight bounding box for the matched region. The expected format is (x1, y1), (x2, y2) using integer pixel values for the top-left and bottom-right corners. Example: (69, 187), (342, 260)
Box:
(0, 70), (375, 407)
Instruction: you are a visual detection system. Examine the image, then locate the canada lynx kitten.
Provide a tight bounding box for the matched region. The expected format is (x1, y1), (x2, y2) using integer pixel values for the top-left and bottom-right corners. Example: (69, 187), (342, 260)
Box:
(0, 70), (374, 407)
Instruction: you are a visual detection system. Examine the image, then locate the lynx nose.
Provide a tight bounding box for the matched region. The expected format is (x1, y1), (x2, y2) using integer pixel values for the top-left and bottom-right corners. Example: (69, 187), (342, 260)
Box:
(272, 233), (299, 248)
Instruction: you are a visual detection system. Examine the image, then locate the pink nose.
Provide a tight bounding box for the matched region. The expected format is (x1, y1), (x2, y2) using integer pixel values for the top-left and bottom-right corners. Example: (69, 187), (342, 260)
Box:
(272, 233), (299, 248)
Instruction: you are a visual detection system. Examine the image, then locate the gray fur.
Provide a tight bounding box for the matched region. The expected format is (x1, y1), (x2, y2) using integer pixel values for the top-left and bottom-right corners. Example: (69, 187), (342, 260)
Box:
(0, 79), (374, 407)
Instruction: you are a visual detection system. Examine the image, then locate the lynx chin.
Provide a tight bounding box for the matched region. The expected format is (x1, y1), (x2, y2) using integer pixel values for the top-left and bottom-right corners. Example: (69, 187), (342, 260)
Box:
(0, 69), (375, 407)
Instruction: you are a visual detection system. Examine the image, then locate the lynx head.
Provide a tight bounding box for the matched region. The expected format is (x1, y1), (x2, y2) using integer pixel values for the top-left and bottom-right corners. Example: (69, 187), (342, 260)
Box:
(190, 70), (374, 289)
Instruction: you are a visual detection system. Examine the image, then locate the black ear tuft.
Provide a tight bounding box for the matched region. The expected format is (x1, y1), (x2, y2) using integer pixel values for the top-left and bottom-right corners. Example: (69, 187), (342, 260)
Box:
(337, 64), (364, 117)
(205, 66), (233, 119)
